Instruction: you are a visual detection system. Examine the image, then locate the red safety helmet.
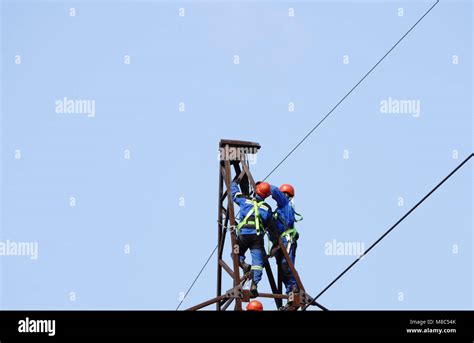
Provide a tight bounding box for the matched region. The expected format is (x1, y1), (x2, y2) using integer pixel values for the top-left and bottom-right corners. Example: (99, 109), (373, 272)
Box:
(246, 300), (263, 311)
(279, 184), (295, 197)
(255, 182), (271, 199)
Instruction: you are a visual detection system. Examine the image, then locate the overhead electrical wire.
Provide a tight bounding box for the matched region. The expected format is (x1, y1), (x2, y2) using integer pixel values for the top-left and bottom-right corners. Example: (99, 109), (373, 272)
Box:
(176, 0), (442, 310)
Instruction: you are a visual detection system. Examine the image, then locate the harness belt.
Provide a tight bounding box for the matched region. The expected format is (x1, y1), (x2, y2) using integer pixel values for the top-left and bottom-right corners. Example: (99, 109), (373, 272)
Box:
(236, 199), (268, 235)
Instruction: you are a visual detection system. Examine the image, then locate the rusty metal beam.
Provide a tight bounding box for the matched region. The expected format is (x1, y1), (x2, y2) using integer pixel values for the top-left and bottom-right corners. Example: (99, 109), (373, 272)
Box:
(258, 293), (289, 300)
(217, 208), (229, 260)
(240, 158), (256, 189)
(216, 165), (224, 310)
(219, 139), (261, 150)
(277, 257), (283, 307)
(221, 297), (234, 311)
(186, 296), (226, 311)
(233, 163), (249, 196)
(313, 301), (329, 311)
(263, 259), (282, 309)
(218, 259), (234, 278)
(278, 238), (306, 292)
(223, 160), (242, 311)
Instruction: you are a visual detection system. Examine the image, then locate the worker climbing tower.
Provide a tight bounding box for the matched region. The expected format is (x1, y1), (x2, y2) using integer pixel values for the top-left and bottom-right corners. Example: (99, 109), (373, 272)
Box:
(187, 139), (325, 311)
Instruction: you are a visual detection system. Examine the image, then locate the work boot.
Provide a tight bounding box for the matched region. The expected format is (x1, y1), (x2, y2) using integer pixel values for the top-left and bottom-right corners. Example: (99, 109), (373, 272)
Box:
(250, 282), (259, 298)
(239, 261), (251, 274)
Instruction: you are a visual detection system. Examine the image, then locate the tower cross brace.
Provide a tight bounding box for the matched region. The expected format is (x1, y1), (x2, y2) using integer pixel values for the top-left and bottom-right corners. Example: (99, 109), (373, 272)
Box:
(187, 139), (325, 311)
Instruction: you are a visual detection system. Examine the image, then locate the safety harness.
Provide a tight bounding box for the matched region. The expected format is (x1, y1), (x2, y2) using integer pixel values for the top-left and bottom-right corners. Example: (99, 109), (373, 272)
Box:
(274, 211), (303, 242)
(271, 211), (303, 254)
(236, 198), (269, 235)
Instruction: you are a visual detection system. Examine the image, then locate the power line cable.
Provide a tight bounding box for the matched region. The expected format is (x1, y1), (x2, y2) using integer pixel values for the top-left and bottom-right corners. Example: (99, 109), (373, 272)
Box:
(263, 0), (439, 181)
(176, 0), (440, 310)
(303, 153), (473, 310)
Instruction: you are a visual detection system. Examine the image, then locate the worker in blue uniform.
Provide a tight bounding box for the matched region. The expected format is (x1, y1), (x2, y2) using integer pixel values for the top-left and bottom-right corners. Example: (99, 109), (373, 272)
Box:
(268, 183), (301, 295)
(232, 180), (273, 297)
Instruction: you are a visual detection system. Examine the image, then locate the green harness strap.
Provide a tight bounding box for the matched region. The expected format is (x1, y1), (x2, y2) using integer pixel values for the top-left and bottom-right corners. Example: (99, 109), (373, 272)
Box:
(273, 211), (302, 242)
(267, 208), (303, 253)
(281, 227), (298, 241)
(236, 199), (265, 235)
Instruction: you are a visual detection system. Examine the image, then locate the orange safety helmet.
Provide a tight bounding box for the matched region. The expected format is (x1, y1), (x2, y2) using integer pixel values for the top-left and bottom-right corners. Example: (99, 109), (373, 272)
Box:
(246, 300), (263, 311)
(255, 182), (271, 199)
(279, 184), (295, 197)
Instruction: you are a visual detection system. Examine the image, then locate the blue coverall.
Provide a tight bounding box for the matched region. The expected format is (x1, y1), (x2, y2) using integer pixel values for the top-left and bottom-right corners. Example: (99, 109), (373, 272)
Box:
(232, 181), (272, 284)
(270, 185), (298, 293)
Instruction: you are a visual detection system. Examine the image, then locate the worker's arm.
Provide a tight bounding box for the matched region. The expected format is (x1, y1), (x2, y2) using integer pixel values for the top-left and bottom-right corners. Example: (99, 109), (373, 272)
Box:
(231, 181), (246, 206)
(270, 185), (289, 208)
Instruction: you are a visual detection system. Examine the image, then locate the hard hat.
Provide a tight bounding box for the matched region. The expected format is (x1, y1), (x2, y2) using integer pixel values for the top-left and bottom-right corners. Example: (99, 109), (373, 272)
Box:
(279, 184), (295, 197)
(255, 182), (271, 199)
(246, 300), (263, 311)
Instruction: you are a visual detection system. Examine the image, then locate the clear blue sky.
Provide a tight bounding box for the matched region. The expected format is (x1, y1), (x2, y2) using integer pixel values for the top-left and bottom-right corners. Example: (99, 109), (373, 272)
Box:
(1, 0), (472, 310)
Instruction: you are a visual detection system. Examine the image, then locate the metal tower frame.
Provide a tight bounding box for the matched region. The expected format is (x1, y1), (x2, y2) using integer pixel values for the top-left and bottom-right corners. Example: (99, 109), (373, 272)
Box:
(187, 139), (325, 311)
